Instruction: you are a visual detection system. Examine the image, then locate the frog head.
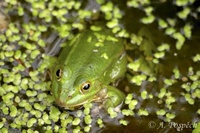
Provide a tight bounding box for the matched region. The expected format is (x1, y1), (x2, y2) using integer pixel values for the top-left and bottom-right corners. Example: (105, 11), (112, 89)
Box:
(51, 65), (106, 109)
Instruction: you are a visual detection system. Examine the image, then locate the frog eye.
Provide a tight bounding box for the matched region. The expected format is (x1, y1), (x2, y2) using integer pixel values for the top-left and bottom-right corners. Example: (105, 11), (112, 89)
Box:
(80, 82), (91, 93)
(55, 69), (62, 80)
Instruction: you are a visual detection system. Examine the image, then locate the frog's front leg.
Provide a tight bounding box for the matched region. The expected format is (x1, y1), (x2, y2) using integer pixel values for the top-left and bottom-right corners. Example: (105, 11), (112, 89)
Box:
(102, 86), (125, 109)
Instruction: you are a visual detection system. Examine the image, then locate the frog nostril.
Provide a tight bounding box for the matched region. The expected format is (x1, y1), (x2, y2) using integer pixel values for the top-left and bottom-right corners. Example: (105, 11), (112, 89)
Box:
(68, 95), (72, 98)
(58, 89), (61, 94)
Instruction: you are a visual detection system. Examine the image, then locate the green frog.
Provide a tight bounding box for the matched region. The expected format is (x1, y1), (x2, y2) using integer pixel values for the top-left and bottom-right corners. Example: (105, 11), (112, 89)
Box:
(50, 25), (127, 110)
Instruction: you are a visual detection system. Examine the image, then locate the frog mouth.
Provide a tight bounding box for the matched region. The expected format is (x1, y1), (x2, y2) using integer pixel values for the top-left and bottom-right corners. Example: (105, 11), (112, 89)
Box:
(55, 99), (92, 109)
(55, 87), (108, 109)
(55, 94), (108, 109)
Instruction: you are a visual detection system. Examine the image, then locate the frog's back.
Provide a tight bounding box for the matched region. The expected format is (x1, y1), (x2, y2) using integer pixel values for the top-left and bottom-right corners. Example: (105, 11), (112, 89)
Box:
(58, 27), (125, 84)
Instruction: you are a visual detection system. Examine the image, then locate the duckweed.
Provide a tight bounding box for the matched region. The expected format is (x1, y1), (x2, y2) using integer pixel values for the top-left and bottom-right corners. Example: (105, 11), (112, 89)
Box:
(165, 96), (176, 105)
(72, 22), (84, 30)
(128, 99), (138, 110)
(156, 109), (166, 116)
(42, 112), (51, 124)
(141, 91), (148, 99)
(197, 109), (200, 115)
(183, 24), (192, 38)
(119, 119), (128, 126)
(154, 52), (165, 59)
(193, 122), (200, 133)
(164, 79), (175, 86)
(33, 103), (46, 112)
(83, 108), (91, 115)
(158, 19), (168, 29)
(177, 7), (190, 19)
(131, 74), (147, 86)
(78, 10), (92, 20)
(165, 27), (176, 35)
(141, 15), (155, 24)
(2, 92), (14, 104)
(108, 107), (118, 118)
(1, 0), (199, 132)
(72, 118), (81, 126)
(122, 109), (134, 116)
(138, 109), (149, 116)
(101, 53), (109, 60)
(158, 88), (166, 99)
(107, 19), (119, 28)
(59, 112), (67, 120)
(125, 93), (133, 104)
(117, 29), (129, 38)
(61, 119), (68, 127)
(9, 105), (18, 117)
(73, 126), (81, 133)
(49, 106), (61, 122)
(84, 115), (92, 125)
(193, 54), (200, 62)
(184, 93), (195, 105)
(76, 110), (82, 117)
(127, 62), (140, 72)
(84, 125), (91, 132)
(27, 118), (37, 128)
(165, 113), (175, 122)
(100, 2), (113, 13)
(0, 127), (8, 133)
(97, 118), (104, 128)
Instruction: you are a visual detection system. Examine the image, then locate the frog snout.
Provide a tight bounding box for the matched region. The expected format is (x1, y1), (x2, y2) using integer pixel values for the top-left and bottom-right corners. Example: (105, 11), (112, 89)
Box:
(68, 95), (72, 98)
(56, 90), (74, 106)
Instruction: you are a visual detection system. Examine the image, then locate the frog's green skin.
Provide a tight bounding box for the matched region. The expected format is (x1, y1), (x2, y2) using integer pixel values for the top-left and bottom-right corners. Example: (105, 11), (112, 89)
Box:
(50, 26), (127, 110)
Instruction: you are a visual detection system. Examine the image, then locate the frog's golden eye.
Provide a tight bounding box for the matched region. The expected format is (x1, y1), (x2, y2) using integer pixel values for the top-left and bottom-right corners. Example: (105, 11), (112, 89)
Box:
(55, 69), (62, 81)
(80, 82), (91, 93)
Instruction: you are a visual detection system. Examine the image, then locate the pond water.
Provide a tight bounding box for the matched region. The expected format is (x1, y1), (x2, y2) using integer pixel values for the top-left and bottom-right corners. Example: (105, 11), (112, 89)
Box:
(0, 0), (199, 133)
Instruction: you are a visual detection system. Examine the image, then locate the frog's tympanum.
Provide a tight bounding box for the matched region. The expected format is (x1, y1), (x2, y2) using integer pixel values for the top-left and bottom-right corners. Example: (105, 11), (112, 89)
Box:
(50, 26), (127, 110)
